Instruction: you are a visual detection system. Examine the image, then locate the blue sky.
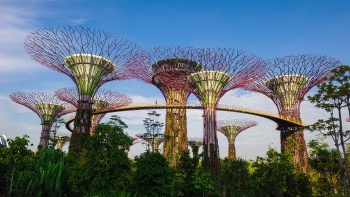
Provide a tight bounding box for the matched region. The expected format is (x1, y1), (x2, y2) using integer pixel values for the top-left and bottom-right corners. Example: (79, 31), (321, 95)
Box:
(0, 0), (349, 159)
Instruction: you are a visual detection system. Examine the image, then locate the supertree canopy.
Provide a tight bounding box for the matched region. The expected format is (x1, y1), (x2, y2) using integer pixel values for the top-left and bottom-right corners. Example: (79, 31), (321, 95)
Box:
(244, 55), (341, 170)
(24, 26), (140, 153)
(187, 48), (265, 176)
(136, 133), (164, 152)
(51, 133), (71, 151)
(9, 92), (75, 149)
(217, 119), (257, 160)
(188, 137), (203, 149)
(55, 87), (132, 134)
(131, 46), (202, 167)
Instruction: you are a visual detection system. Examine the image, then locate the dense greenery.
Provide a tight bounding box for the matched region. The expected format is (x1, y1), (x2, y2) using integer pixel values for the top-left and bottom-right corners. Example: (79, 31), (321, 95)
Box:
(1, 135), (349, 196)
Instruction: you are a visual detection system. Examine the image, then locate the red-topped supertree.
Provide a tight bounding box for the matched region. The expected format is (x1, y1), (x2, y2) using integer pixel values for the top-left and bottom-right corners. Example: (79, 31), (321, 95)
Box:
(131, 46), (202, 167)
(187, 48), (265, 176)
(217, 119), (257, 160)
(244, 55), (341, 170)
(24, 26), (140, 154)
(55, 87), (132, 134)
(9, 92), (75, 149)
(136, 133), (164, 152)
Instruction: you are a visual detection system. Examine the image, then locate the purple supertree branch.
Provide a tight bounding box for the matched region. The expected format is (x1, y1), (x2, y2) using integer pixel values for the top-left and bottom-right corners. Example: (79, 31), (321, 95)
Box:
(244, 55), (341, 118)
(9, 92), (75, 122)
(217, 119), (257, 160)
(9, 92), (75, 148)
(24, 26), (141, 82)
(55, 87), (132, 134)
(217, 119), (258, 139)
(242, 54), (341, 171)
(55, 87), (132, 111)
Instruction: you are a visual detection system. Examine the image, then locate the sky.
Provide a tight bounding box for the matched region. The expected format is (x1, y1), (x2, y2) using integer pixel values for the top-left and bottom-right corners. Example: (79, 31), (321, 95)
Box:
(0, 0), (349, 160)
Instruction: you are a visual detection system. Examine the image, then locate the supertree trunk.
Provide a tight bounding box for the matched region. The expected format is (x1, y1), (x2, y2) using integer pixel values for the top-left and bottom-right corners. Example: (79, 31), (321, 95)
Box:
(75, 94), (93, 134)
(40, 124), (52, 148)
(203, 106), (220, 175)
(280, 129), (308, 171)
(163, 88), (188, 167)
(70, 94), (93, 154)
(188, 70), (232, 176)
(228, 141), (236, 160)
(280, 111), (308, 171)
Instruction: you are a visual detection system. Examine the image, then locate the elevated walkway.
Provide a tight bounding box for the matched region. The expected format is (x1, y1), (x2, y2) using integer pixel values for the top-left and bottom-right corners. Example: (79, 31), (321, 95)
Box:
(66, 102), (306, 132)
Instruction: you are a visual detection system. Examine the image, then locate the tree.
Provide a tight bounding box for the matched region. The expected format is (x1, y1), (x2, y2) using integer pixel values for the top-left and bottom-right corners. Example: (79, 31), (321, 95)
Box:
(220, 158), (250, 197)
(107, 115), (128, 129)
(0, 135), (34, 196)
(174, 150), (202, 196)
(132, 151), (174, 197)
(49, 118), (65, 149)
(69, 123), (132, 196)
(308, 138), (344, 196)
(247, 148), (311, 197)
(307, 65), (350, 195)
(140, 111), (164, 152)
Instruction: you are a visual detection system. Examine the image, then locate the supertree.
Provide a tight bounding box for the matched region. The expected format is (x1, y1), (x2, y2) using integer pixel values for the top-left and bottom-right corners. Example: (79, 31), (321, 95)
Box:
(136, 133), (164, 152)
(9, 92), (75, 149)
(55, 87), (132, 134)
(187, 48), (265, 176)
(130, 46), (202, 167)
(244, 55), (341, 170)
(188, 137), (203, 150)
(51, 133), (71, 151)
(188, 137), (203, 157)
(217, 119), (257, 160)
(24, 26), (140, 154)
(124, 136), (141, 155)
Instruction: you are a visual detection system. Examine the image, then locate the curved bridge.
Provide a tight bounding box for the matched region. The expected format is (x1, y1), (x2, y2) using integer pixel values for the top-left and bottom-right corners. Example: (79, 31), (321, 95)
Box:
(65, 102), (306, 132)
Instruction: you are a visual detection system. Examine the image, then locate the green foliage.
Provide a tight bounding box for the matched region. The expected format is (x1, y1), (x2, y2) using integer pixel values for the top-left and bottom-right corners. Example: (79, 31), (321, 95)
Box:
(132, 151), (174, 197)
(220, 158), (250, 197)
(174, 150), (202, 196)
(12, 149), (68, 197)
(193, 168), (220, 197)
(308, 139), (345, 196)
(69, 123), (132, 196)
(0, 135), (34, 196)
(49, 118), (65, 148)
(247, 148), (310, 197)
(307, 65), (350, 195)
(107, 115), (128, 129)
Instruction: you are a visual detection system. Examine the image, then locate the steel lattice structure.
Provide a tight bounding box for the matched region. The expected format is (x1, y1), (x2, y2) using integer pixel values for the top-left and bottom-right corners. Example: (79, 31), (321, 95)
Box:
(55, 87), (132, 134)
(24, 26), (140, 153)
(51, 133), (71, 151)
(187, 48), (265, 176)
(131, 46), (202, 167)
(124, 136), (141, 155)
(244, 55), (341, 170)
(9, 92), (75, 149)
(136, 133), (164, 152)
(217, 119), (257, 160)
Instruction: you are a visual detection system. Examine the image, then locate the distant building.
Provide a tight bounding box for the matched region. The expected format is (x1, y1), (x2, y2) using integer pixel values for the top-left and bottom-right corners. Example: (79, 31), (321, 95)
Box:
(0, 135), (9, 148)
